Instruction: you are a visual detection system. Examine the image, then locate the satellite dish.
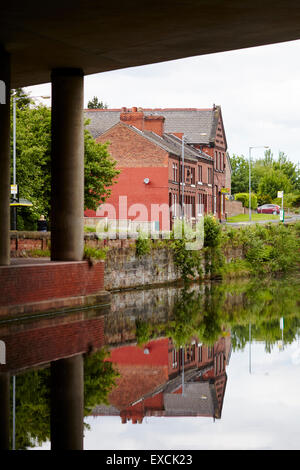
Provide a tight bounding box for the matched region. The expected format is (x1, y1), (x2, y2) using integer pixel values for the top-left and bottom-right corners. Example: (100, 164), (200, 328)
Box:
(144, 178), (150, 184)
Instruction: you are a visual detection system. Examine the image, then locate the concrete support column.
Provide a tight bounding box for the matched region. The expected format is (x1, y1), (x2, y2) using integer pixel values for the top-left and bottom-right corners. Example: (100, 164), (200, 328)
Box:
(0, 49), (11, 266)
(0, 373), (10, 450)
(51, 68), (84, 261)
(50, 355), (84, 450)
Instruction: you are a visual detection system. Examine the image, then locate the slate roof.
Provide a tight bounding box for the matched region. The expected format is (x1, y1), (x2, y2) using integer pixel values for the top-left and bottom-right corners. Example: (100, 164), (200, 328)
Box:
(163, 382), (218, 417)
(98, 121), (213, 163)
(84, 107), (223, 146)
(129, 126), (212, 162)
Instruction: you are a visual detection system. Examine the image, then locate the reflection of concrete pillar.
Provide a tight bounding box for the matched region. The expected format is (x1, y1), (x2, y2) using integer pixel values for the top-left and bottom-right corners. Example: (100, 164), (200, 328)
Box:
(51, 68), (84, 261)
(0, 373), (10, 450)
(50, 355), (84, 450)
(0, 49), (10, 266)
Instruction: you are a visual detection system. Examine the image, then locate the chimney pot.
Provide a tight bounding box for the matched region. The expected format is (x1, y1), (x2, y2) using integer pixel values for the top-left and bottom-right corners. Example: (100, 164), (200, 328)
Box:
(132, 107), (138, 113)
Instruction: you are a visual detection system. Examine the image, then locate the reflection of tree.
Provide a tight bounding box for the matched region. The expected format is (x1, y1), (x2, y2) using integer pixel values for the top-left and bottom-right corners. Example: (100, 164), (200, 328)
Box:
(11, 368), (50, 450)
(11, 349), (119, 449)
(136, 275), (300, 353)
(84, 348), (119, 414)
(228, 276), (300, 352)
(165, 285), (226, 347)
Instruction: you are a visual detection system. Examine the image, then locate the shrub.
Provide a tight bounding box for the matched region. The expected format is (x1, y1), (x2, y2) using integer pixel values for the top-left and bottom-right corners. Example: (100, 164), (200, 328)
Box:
(83, 245), (107, 260)
(234, 192), (258, 209)
(135, 233), (151, 257)
(204, 215), (222, 247)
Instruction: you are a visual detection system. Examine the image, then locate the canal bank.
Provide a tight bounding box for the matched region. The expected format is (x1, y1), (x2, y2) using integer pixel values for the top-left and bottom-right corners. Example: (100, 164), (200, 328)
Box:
(8, 219), (300, 295)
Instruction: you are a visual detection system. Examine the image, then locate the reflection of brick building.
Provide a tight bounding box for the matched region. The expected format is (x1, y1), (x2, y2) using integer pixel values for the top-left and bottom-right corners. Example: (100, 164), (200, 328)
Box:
(92, 335), (231, 423)
(0, 310), (106, 375)
(84, 105), (228, 227)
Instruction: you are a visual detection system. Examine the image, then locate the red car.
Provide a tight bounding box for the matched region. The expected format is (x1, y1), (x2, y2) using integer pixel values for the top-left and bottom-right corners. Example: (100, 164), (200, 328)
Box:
(257, 204), (280, 215)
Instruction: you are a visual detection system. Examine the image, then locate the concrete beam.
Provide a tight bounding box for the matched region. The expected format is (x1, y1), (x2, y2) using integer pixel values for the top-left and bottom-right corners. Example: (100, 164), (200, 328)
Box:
(51, 69), (84, 261)
(0, 49), (10, 266)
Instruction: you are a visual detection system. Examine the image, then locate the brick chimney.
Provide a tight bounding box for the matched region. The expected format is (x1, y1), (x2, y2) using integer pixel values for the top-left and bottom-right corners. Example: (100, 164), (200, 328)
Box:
(172, 132), (184, 140)
(120, 107), (165, 136)
(120, 107), (144, 130)
(144, 115), (165, 137)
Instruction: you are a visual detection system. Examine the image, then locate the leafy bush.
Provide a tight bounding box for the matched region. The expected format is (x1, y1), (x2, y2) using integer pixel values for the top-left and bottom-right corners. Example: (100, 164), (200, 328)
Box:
(241, 223), (300, 273)
(204, 215), (222, 247)
(83, 245), (107, 260)
(135, 233), (151, 257)
(234, 192), (258, 209)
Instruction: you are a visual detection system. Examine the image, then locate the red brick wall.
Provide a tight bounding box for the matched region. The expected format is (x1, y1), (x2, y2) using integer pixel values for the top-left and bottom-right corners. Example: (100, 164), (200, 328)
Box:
(96, 122), (168, 168)
(0, 261), (104, 307)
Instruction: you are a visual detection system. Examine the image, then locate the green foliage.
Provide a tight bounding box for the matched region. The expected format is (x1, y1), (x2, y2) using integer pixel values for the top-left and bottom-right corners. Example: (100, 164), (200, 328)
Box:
(257, 169), (292, 204)
(12, 103), (52, 230)
(234, 192), (258, 209)
(84, 349), (120, 413)
(135, 233), (151, 257)
(84, 126), (120, 211)
(171, 237), (203, 282)
(230, 150), (300, 203)
(87, 96), (108, 109)
(27, 248), (51, 257)
(84, 225), (97, 232)
(229, 154), (250, 194)
(240, 223), (300, 274)
(83, 244), (107, 260)
(135, 318), (152, 346)
(273, 191), (300, 209)
(203, 215), (221, 247)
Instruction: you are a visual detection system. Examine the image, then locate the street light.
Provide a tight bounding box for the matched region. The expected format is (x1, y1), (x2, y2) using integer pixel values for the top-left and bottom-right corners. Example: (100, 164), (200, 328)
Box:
(181, 135), (185, 219)
(11, 94), (50, 229)
(249, 146), (269, 222)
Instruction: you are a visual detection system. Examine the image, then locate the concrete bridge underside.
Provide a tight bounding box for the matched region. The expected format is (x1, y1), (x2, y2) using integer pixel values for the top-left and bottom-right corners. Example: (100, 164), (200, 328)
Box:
(1, 0), (300, 266)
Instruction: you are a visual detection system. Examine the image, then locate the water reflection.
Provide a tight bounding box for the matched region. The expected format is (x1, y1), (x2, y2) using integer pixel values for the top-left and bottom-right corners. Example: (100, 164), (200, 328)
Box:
(93, 335), (230, 423)
(0, 274), (300, 450)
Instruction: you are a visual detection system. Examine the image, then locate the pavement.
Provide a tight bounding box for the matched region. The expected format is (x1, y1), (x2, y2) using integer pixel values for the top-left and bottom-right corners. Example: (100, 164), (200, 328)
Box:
(225, 214), (300, 227)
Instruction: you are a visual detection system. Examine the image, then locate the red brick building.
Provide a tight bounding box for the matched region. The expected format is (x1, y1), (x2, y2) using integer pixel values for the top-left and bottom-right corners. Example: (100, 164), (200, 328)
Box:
(92, 335), (231, 422)
(84, 106), (228, 229)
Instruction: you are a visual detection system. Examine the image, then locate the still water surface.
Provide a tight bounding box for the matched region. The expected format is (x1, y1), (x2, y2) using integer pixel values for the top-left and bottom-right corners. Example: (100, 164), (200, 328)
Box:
(2, 274), (300, 450)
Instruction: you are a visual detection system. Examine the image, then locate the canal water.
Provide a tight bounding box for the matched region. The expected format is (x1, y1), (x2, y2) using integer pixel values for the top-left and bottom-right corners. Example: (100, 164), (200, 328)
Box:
(1, 273), (300, 450)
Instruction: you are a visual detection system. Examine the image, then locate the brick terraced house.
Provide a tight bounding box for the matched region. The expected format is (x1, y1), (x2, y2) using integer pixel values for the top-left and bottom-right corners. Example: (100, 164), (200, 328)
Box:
(84, 105), (228, 230)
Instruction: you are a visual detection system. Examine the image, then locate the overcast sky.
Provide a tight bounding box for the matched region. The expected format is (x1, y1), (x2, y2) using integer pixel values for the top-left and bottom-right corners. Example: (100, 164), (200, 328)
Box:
(26, 39), (300, 166)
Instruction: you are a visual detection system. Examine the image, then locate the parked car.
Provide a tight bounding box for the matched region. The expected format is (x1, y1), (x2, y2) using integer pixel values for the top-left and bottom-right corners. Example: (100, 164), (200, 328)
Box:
(256, 204), (280, 214)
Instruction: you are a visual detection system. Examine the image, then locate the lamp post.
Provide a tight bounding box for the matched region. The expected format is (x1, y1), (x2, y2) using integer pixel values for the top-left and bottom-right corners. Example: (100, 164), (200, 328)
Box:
(249, 146), (269, 222)
(181, 135), (185, 220)
(11, 94), (50, 230)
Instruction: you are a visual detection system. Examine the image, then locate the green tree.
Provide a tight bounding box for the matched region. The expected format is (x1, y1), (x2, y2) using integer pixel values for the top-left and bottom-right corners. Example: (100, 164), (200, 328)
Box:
(11, 88), (33, 110)
(229, 154), (249, 194)
(87, 96), (108, 109)
(257, 169), (292, 204)
(84, 124), (119, 210)
(273, 151), (299, 189)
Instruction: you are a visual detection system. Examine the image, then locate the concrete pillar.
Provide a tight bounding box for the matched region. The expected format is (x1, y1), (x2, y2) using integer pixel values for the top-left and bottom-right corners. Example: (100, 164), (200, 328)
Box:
(0, 373), (10, 450)
(50, 355), (84, 450)
(0, 49), (11, 266)
(51, 68), (84, 261)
